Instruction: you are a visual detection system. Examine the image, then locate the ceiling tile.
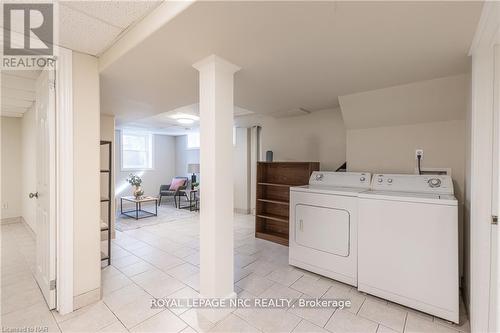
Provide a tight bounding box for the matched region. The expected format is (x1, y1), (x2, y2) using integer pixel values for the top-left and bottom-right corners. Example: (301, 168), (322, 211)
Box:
(59, 3), (122, 55)
(61, 1), (161, 29)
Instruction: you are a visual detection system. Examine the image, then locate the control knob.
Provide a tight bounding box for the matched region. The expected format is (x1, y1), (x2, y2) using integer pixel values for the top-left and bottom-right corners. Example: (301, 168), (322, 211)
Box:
(428, 178), (442, 188)
(360, 176), (366, 182)
(387, 178), (393, 183)
(377, 178), (383, 183)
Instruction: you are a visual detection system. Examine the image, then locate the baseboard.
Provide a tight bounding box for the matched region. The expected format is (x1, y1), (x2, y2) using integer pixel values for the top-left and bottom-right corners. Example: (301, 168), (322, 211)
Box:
(73, 287), (101, 310)
(20, 216), (36, 239)
(0, 216), (21, 225)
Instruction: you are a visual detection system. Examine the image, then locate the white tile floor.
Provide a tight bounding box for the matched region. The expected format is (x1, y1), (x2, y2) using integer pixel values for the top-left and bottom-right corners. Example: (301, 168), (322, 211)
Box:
(2, 213), (470, 333)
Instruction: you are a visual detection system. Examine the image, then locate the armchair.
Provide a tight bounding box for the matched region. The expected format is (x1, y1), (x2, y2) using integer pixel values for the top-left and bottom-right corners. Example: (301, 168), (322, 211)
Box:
(158, 177), (188, 207)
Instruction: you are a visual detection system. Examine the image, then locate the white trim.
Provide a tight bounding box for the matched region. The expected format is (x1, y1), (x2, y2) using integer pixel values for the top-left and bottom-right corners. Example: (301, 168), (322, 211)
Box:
(469, 3), (500, 55)
(469, 4), (500, 332)
(3, 28), (74, 314)
(55, 46), (74, 315)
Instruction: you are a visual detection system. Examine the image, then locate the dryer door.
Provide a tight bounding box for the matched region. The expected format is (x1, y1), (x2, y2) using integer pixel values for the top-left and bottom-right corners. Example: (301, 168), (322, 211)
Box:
(295, 204), (350, 256)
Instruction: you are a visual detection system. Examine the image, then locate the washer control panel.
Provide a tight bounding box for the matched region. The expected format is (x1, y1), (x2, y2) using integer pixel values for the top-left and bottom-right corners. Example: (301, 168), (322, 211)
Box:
(309, 171), (371, 188)
(370, 174), (454, 194)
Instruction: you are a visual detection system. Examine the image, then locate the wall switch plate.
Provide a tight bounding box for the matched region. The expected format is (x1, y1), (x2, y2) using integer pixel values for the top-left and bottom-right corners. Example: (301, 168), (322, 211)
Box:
(415, 149), (424, 160)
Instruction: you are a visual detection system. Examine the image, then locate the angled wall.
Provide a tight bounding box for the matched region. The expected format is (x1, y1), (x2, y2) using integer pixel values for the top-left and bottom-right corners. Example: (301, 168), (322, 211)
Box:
(340, 73), (469, 284)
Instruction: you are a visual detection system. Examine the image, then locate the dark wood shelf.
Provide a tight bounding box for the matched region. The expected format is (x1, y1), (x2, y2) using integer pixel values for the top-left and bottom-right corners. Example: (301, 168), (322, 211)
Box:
(258, 182), (293, 187)
(100, 170), (110, 173)
(257, 198), (289, 205)
(100, 252), (109, 261)
(255, 231), (289, 246)
(255, 161), (319, 246)
(257, 213), (289, 223)
(100, 197), (110, 202)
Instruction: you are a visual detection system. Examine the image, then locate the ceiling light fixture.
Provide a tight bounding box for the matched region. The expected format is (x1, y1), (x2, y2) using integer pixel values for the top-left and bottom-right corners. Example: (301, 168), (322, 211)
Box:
(170, 113), (199, 121)
(177, 118), (195, 125)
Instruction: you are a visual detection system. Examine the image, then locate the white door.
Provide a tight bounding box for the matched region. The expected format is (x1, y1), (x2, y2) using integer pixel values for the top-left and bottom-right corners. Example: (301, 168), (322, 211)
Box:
(33, 69), (57, 309)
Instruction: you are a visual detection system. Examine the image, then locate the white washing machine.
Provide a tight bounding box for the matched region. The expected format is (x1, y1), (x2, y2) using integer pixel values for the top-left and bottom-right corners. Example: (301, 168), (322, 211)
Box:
(358, 174), (458, 323)
(289, 171), (371, 286)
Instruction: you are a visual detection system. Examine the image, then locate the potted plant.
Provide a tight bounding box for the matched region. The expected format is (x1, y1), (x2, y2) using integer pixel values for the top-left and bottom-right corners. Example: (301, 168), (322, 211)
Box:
(126, 173), (144, 199)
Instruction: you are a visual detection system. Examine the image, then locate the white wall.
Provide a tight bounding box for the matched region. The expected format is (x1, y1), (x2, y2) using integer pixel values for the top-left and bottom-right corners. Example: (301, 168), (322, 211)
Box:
(347, 120), (466, 202)
(342, 74), (468, 285)
(21, 106), (36, 231)
(175, 135), (200, 179)
(72, 51), (101, 305)
(238, 108), (347, 171)
(339, 74), (468, 129)
(115, 130), (176, 200)
(174, 128), (252, 213)
(1, 116), (22, 220)
(233, 128), (251, 213)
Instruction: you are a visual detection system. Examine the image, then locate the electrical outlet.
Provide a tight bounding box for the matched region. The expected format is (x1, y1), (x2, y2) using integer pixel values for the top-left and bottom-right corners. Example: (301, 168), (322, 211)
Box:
(2, 203), (8, 209)
(415, 149), (424, 160)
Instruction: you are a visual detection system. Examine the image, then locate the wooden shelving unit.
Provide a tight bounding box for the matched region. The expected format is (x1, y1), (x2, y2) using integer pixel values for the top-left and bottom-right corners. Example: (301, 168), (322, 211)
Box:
(255, 161), (319, 246)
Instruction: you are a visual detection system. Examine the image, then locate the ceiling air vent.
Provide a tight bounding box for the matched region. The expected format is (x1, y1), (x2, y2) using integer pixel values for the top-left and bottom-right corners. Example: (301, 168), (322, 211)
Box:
(271, 107), (312, 118)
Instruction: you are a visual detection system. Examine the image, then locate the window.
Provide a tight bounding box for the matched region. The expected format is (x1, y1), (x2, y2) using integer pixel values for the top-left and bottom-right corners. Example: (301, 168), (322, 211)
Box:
(121, 131), (153, 170)
(187, 132), (200, 149)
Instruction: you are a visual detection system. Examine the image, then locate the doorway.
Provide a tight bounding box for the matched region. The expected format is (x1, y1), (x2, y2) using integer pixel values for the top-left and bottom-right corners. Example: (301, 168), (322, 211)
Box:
(1, 69), (57, 312)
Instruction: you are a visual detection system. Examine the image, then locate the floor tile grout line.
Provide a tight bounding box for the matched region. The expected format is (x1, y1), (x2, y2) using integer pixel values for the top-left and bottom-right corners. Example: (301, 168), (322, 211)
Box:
(100, 296), (133, 332)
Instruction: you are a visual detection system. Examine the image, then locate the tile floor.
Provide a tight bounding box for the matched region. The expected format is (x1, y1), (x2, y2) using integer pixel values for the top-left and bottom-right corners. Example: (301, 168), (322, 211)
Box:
(2, 213), (470, 333)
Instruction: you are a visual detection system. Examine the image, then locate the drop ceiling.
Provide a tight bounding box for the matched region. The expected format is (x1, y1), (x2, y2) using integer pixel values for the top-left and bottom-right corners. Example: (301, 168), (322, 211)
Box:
(58, 0), (162, 56)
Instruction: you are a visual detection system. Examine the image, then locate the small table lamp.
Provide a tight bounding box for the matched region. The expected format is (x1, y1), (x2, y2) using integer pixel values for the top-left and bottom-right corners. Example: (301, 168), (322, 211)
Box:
(187, 163), (200, 184)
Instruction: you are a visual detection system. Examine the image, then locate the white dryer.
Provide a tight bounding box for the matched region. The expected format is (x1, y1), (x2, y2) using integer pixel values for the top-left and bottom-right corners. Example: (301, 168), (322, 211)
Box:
(358, 174), (458, 323)
(289, 171), (371, 286)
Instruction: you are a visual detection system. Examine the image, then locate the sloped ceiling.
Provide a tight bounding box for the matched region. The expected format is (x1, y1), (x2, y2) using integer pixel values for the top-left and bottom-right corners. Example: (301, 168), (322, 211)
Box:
(338, 74), (468, 130)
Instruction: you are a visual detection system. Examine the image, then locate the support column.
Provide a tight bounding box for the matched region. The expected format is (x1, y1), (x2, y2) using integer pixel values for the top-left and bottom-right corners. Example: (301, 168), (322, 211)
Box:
(193, 55), (241, 299)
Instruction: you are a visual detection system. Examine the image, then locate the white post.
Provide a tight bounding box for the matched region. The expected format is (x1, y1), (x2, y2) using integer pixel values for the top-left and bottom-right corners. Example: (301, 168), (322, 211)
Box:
(193, 55), (240, 301)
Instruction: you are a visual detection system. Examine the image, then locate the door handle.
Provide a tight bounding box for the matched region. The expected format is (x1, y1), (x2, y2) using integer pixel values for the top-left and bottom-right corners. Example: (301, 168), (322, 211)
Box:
(299, 219), (303, 231)
(29, 192), (38, 199)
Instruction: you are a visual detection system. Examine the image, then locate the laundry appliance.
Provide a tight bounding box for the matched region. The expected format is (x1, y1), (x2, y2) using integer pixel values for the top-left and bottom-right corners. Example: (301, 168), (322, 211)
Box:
(289, 171), (371, 286)
(358, 174), (458, 323)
